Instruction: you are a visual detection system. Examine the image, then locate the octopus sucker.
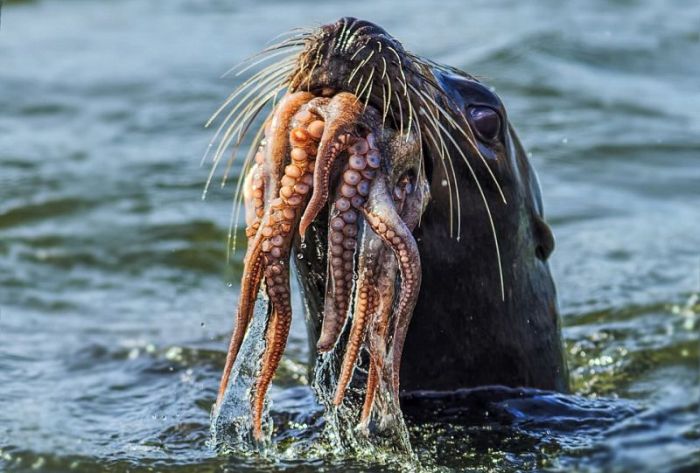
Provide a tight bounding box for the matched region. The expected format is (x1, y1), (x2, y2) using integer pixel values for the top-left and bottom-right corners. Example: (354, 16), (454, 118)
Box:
(333, 223), (381, 406)
(298, 92), (365, 238)
(363, 176), (423, 399)
(264, 91), (315, 192)
(243, 145), (268, 238)
(249, 112), (323, 438)
(348, 176), (416, 418)
(316, 136), (379, 353)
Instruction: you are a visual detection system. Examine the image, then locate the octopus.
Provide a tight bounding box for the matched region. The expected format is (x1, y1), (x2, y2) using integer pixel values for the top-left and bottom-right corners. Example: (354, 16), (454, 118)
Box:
(215, 90), (427, 440)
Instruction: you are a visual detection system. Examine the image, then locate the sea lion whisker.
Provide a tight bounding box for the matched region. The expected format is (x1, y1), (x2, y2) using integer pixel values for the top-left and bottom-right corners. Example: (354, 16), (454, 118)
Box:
(423, 91), (507, 205)
(421, 121), (456, 237)
(385, 72), (393, 125)
(220, 98), (272, 187)
(233, 48), (299, 79)
(353, 73), (365, 98)
(227, 120), (269, 259)
(203, 60), (294, 160)
(337, 18), (353, 53)
(257, 30), (309, 52)
(388, 46), (409, 96)
(413, 87), (461, 237)
(381, 80), (389, 127)
(263, 27), (312, 47)
(416, 96), (460, 237)
(362, 71), (375, 113)
(433, 117), (505, 300)
(207, 75), (285, 180)
(349, 44), (367, 61)
(388, 54), (410, 139)
(232, 81), (287, 145)
(204, 85), (284, 196)
(289, 51), (309, 91)
(223, 87), (283, 161)
(411, 85), (466, 236)
(347, 50), (374, 86)
(335, 19), (349, 52)
(403, 58), (444, 94)
(405, 86), (415, 143)
(209, 64), (292, 152)
(393, 89), (405, 139)
(228, 41), (303, 78)
(205, 59), (283, 132)
(219, 42), (299, 79)
(357, 67), (375, 111)
(305, 47), (323, 91)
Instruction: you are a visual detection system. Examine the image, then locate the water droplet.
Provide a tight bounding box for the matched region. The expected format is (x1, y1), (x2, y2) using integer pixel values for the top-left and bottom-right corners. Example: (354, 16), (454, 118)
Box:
(441, 179), (448, 187)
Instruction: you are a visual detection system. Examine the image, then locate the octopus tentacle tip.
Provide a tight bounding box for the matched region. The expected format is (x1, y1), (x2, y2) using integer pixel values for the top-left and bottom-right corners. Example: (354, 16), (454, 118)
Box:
(316, 335), (335, 352)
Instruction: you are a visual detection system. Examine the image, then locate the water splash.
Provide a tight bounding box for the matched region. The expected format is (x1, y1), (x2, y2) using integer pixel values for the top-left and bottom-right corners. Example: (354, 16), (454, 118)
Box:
(311, 334), (415, 459)
(210, 281), (416, 466)
(209, 293), (271, 452)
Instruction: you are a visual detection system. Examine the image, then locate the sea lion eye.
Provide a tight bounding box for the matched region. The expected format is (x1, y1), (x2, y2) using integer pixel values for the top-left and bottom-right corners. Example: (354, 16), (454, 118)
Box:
(468, 106), (501, 142)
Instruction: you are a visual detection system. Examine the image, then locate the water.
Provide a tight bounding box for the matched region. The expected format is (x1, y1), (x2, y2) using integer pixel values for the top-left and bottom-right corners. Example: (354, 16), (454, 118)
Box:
(1, 0), (698, 471)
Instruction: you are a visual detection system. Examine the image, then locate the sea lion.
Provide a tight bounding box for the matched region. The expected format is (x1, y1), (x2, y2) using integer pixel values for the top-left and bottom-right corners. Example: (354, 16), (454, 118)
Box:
(209, 17), (568, 440)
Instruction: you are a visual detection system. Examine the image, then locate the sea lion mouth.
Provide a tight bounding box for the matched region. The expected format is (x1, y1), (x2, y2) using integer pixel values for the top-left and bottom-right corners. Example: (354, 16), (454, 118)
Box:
(206, 17), (505, 441)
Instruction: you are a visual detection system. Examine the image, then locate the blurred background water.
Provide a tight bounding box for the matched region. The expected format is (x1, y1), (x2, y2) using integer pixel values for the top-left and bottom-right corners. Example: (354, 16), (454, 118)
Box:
(1, 0), (698, 471)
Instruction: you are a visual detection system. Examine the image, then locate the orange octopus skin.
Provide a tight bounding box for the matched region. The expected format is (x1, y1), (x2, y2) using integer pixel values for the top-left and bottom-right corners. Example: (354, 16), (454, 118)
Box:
(358, 178), (419, 424)
(365, 178), (425, 408)
(330, 138), (384, 403)
(243, 146), (267, 238)
(333, 249), (380, 406)
(316, 136), (379, 353)
(216, 92), (315, 408)
(337, 175), (413, 416)
(218, 89), (425, 439)
(250, 116), (323, 440)
(298, 92), (366, 239)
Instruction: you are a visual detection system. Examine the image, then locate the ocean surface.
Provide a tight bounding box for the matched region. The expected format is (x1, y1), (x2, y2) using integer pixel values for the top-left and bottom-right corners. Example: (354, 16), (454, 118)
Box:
(1, 0), (699, 471)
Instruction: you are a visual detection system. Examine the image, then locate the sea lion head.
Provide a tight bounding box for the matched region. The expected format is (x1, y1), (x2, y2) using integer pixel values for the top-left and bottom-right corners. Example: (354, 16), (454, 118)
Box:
(288, 16), (555, 273)
(210, 17), (567, 439)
